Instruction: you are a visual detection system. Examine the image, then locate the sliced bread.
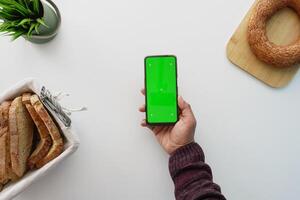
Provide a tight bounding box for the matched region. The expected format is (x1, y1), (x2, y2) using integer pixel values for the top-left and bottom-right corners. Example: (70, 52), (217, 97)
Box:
(0, 101), (19, 186)
(30, 95), (63, 168)
(9, 97), (34, 177)
(0, 101), (10, 186)
(22, 93), (52, 169)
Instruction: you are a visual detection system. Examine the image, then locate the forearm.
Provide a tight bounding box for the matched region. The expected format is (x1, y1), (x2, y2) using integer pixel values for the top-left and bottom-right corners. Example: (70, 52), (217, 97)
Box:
(169, 143), (226, 200)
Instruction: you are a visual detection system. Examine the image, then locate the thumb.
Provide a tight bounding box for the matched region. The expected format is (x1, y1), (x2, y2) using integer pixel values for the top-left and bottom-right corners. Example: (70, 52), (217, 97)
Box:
(178, 96), (195, 120)
(178, 96), (190, 111)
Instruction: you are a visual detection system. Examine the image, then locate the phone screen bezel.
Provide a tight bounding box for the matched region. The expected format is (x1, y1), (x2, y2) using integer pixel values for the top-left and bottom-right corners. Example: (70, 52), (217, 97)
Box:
(144, 55), (179, 125)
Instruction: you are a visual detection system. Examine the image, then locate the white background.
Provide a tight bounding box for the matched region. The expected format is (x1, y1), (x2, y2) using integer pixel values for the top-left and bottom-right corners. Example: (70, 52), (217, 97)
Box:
(0, 0), (299, 199)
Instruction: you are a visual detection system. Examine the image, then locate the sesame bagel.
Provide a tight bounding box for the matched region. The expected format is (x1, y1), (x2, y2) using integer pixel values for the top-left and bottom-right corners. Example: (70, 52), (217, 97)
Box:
(248, 0), (300, 67)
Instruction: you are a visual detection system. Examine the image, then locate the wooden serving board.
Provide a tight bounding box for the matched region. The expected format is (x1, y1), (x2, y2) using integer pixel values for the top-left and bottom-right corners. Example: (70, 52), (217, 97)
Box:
(226, 0), (300, 88)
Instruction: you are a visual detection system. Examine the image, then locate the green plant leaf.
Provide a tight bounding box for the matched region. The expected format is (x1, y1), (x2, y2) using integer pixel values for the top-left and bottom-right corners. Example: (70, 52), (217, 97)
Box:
(37, 18), (47, 27)
(27, 22), (35, 37)
(2, 0), (34, 15)
(0, 0), (44, 41)
(0, 11), (18, 21)
(17, 18), (31, 26)
(11, 30), (25, 40)
(18, 0), (29, 9)
(32, 0), (39, 14)
(34, 22), (39, 34)
(0, 4), (29, 17)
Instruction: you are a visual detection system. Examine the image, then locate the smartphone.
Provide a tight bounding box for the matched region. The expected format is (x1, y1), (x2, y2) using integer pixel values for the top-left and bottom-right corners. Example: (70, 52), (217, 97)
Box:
(144, 55), (178, 125)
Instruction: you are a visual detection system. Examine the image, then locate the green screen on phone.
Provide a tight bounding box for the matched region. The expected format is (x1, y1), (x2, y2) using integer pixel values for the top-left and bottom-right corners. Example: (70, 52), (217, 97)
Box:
(145, 55), (178, 124)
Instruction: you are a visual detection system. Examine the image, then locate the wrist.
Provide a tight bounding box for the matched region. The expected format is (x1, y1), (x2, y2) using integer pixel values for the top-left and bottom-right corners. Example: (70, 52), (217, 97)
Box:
(167, 140), (195, 155)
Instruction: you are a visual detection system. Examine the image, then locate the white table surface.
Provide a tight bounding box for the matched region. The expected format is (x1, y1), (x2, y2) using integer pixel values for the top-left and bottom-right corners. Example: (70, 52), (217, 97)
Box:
(0, 0), (299, 199)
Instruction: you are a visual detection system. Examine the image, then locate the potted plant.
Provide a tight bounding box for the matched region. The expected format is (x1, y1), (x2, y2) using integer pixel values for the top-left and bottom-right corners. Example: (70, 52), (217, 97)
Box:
(0, 0), (61, 44)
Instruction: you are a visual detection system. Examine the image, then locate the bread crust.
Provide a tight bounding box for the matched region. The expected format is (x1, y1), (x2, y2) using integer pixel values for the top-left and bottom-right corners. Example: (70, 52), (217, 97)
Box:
(30, 95), (63, 168)
(22, 93), (52, 169)
(0, 101), (19, 185)
(9, 97), (34, 177)
(248, 0), (300, 67)
(0, 102), (10, 185)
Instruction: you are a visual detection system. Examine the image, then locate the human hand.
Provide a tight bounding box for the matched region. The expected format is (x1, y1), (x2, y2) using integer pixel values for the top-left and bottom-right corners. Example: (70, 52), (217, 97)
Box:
(139, 89), (197, 155)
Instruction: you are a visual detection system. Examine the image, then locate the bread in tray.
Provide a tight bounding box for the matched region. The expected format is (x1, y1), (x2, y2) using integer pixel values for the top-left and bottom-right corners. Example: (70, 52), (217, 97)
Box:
(22, 93), (52, 169)
(30, 94), (63, 168)
(0, 102), (11, 187)
(9, 97), (34, 178)
(0, 92), (64, 190)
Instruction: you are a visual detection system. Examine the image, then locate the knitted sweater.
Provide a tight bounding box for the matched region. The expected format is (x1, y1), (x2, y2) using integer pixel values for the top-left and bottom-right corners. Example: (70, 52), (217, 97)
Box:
(169, 143), (226, 200)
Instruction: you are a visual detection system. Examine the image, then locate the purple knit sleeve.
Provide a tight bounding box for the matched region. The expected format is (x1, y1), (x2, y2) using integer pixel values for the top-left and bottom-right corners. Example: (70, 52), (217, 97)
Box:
(169, 143), (226, 200)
